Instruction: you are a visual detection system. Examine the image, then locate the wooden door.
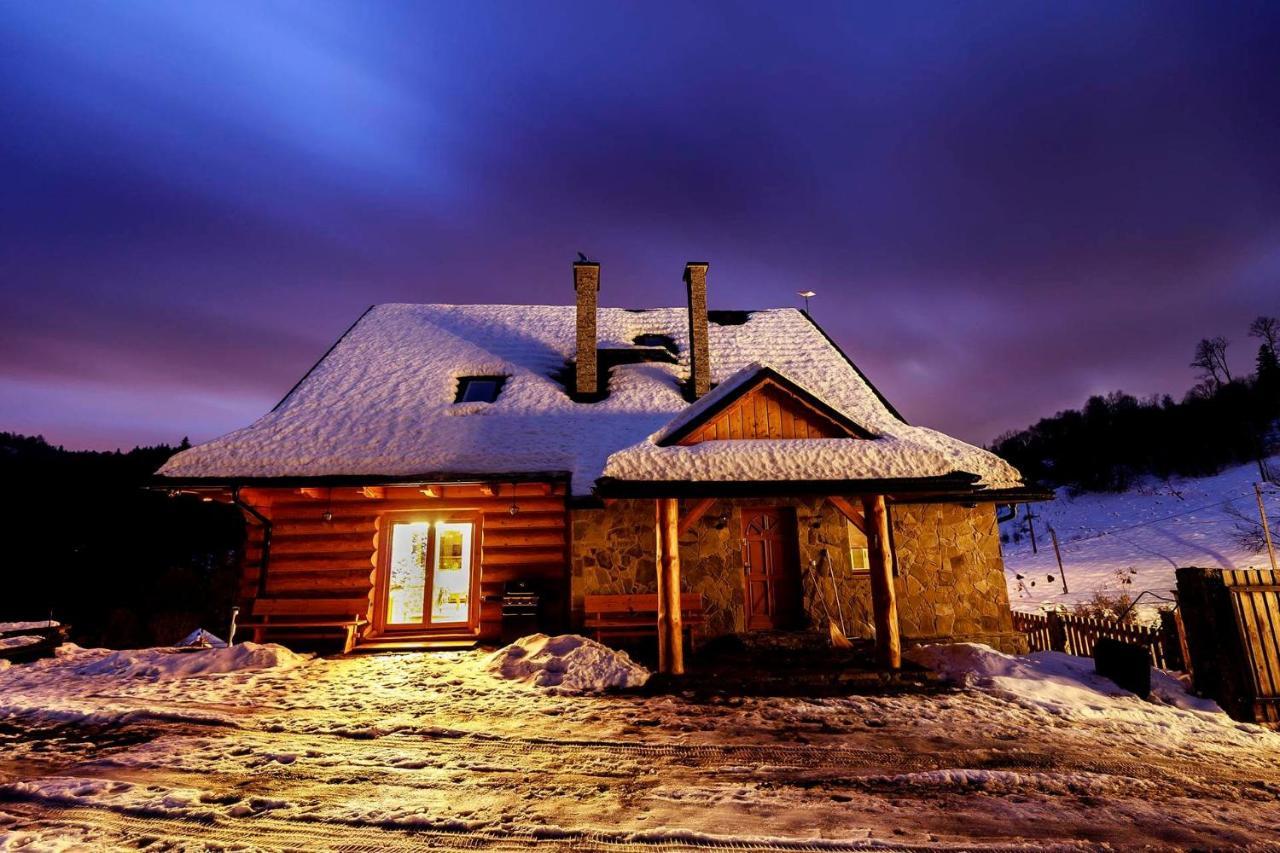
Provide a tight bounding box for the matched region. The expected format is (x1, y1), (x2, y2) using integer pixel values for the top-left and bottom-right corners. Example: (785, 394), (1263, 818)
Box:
(740, 508), (802, 630)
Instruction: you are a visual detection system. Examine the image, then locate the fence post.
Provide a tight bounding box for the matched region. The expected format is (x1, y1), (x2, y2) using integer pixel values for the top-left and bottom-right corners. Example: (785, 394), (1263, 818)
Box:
(1047, 611), (1067, 653)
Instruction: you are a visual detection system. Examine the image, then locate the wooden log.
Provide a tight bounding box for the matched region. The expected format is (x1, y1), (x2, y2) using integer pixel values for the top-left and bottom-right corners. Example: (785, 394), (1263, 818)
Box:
(476, 564), (566, 584)
(656, 497), (684, 675)
(482, 530), (567, 548)
(480, 548), (566, 566)
(253, 596), (370, 616)
(267, 571), (374, 594)
(272, 518), (377, 535)
(481, 512), (565, 530)
(268, 497), (566, 516)
(862, 494), (901, 669)
(269, 534), (376, 554)
(269, 553), (376, 572)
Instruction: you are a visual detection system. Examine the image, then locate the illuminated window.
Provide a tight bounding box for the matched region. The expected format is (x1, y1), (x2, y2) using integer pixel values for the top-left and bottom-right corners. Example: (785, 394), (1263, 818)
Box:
(848, 520), (869, 573)
(455, 376), (506, 404)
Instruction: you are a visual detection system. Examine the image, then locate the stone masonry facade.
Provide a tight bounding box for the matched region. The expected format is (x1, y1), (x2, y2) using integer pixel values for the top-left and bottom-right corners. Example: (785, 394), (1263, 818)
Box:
(569, 498), (1027, 654)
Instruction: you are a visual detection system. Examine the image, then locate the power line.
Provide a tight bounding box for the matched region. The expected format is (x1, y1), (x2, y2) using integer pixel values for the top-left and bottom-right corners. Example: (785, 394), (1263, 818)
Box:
(1028, 484), (1279, 549)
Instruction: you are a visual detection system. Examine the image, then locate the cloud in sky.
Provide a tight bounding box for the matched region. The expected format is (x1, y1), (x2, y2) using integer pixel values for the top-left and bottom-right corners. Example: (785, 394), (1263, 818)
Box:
(1, 1), (1277, 450)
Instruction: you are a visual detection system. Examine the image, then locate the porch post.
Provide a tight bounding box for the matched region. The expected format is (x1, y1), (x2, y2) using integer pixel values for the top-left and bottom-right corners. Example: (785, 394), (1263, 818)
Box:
(862, 494), (901, 669)
(655, 497), (685, 675)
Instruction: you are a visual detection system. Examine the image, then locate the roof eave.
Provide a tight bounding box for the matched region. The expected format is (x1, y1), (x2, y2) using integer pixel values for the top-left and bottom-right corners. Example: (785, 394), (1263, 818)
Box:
(591, 473), (986, 499)
(149, 471), (573, 490)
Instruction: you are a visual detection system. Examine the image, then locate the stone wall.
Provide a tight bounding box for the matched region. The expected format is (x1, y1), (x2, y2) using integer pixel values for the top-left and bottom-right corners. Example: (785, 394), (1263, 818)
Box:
(891, 503), (1026, 654)
(570, 498), (1024, 653)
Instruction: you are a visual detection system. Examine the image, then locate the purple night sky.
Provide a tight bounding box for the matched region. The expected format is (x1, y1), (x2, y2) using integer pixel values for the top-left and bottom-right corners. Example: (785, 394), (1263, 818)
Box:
(2, 3), (1277, 451)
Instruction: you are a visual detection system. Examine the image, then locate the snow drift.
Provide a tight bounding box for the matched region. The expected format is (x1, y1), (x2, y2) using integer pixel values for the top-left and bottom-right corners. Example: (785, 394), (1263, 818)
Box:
(485, 634), (650, 692)
(75, 642), (309, 679)
(906, 642), (1222, 718)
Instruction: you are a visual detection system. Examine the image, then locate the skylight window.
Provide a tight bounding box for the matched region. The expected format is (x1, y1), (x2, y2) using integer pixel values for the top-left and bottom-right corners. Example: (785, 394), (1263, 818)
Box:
(455, 376), (506, 404)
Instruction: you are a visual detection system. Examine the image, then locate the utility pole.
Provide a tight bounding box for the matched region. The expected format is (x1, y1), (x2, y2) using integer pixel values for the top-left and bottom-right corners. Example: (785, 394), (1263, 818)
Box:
(1257, 483), (1278, 573)
(1025, 504), (1039, 555)
(1049, 526), (1068, 594)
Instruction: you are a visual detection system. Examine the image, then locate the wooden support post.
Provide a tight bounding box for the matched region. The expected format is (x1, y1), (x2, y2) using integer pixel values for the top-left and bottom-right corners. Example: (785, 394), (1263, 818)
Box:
(656, 497), (685, 675)
(861, 494), (901, 669)
(1048, 525), (1068, 594)
(1257, 483), (1278, 573)
(677, 498), (716, 537)
(827, 495), (866, 533)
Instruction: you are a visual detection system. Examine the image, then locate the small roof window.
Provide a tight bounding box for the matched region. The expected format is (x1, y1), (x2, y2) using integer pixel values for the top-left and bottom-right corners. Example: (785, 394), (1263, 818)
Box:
(455, 375), (506, 404)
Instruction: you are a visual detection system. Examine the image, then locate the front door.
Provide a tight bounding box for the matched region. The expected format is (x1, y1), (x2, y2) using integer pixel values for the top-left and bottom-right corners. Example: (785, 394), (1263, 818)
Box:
(740, 508), (802, 630)
(379, 515), (479, 634)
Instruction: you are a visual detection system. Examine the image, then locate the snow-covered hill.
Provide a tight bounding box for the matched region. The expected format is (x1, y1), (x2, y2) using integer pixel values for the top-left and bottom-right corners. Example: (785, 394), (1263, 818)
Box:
(1002, 456), (1280, 619)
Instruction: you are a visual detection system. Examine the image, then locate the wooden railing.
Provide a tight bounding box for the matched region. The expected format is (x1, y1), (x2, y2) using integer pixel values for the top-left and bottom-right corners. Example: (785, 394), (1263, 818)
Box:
(1012, 610), (1175, 669)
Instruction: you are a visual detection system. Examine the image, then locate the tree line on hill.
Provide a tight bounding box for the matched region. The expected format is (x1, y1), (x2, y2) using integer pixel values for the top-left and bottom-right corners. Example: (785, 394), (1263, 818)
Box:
(992, 315), (1280, 493)
(0, 433), (242, 648)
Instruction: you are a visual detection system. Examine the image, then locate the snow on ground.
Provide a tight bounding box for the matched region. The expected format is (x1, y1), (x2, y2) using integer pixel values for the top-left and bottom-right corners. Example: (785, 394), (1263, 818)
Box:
(1003, 455), (1280, 619)
(73, 642), (308, 680)
(485, 633), (650, 692)
(2, 642), (1280, 849)
(0, 621), (58, 634)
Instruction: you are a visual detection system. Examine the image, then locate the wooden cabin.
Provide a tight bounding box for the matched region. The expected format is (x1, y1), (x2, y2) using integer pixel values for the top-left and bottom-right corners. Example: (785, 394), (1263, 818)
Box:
(156, 260), (1045, 669)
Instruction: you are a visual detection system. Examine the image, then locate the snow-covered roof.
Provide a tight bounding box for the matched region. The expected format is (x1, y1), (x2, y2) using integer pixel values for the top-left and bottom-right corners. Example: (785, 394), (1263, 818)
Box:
(157, 303), (1025, 496)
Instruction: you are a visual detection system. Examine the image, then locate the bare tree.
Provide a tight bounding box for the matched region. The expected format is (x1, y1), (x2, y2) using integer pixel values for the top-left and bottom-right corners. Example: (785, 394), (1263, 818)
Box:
(1250, 315), (1280, 354)
(1224, 499), (1280, 552)
(1191, 336), (1233, 388)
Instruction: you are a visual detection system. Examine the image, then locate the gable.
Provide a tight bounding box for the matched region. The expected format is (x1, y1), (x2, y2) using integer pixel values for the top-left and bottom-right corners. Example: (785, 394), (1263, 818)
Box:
(660, 369), (875, 447)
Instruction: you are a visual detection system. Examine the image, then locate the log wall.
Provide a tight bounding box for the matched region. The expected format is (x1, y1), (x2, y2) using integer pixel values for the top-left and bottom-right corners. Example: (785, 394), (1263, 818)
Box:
(237, 482), (569, 644)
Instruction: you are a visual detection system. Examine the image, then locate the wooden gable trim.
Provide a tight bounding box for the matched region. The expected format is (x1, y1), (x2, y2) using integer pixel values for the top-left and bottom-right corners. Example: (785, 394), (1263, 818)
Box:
(659, 367), (876, 447)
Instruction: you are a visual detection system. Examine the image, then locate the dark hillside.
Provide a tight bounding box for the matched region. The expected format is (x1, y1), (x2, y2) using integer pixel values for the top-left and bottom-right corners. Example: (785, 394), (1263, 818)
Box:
(0, 433), (242, 648)
(991, 322), (1280, 492)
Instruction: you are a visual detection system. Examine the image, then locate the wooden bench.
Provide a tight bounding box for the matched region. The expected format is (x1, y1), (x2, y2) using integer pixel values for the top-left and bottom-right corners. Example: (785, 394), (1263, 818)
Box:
(584, 593), (705, 648)
(237, 597), (369, 654)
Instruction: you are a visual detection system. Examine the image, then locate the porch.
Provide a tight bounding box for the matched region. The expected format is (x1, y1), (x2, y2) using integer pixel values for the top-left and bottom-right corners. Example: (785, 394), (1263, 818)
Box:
(573, 488), (1032, 675)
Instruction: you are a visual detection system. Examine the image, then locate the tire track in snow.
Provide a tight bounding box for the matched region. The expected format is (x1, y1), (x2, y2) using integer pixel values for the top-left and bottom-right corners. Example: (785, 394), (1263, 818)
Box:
(0, 802), (1070, 851)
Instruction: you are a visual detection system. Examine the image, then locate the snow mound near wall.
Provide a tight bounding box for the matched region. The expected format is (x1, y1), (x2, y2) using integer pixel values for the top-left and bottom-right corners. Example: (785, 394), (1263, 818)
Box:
(906, 642), (1222, 719)
(485, 634), (650, 692)
(75, 643), (310, 679)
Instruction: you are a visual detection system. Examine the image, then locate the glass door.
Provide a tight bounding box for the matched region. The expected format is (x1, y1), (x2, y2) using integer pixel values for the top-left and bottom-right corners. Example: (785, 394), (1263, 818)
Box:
(430, 522), (473, 625)
(382, 519), (476, 630)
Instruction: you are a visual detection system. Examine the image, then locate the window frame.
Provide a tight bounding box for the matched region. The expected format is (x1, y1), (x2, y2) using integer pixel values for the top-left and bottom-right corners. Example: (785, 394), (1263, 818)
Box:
(454, 375), (508, 404)
(372, 509), (482, 636)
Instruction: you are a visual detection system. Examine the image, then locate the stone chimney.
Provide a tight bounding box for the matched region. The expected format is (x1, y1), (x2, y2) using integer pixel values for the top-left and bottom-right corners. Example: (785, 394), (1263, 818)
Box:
(573, 260), (600, 396)
(684, 262), (711, 398)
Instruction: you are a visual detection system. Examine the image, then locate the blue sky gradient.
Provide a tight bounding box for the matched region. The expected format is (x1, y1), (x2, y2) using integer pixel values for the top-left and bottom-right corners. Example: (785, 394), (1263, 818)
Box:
(2, 2), (1277, 448)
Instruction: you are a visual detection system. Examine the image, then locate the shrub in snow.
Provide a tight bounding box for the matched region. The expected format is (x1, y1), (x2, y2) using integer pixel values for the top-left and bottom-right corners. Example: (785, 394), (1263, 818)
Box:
(485, 634), (649, 692)
(75, 642), (309, 679)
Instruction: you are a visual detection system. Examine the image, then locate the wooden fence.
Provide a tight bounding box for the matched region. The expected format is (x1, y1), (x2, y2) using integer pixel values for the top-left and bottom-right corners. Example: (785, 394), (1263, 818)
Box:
(1177, 567), (1280, 727)
(1012, 610), (1175, 669)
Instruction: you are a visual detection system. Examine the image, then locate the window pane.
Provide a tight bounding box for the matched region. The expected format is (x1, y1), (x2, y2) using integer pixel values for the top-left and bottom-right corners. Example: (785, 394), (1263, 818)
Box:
(460, 379), (498, 403)
(431, 522), (473, 624)
(847, 519), (869, 573)
(386, 522), (430, 625)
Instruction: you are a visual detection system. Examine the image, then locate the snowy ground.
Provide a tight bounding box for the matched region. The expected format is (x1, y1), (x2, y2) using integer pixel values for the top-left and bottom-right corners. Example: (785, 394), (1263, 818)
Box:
(1003, 456), (1280, 619)
(3, 640), (1280, 850)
